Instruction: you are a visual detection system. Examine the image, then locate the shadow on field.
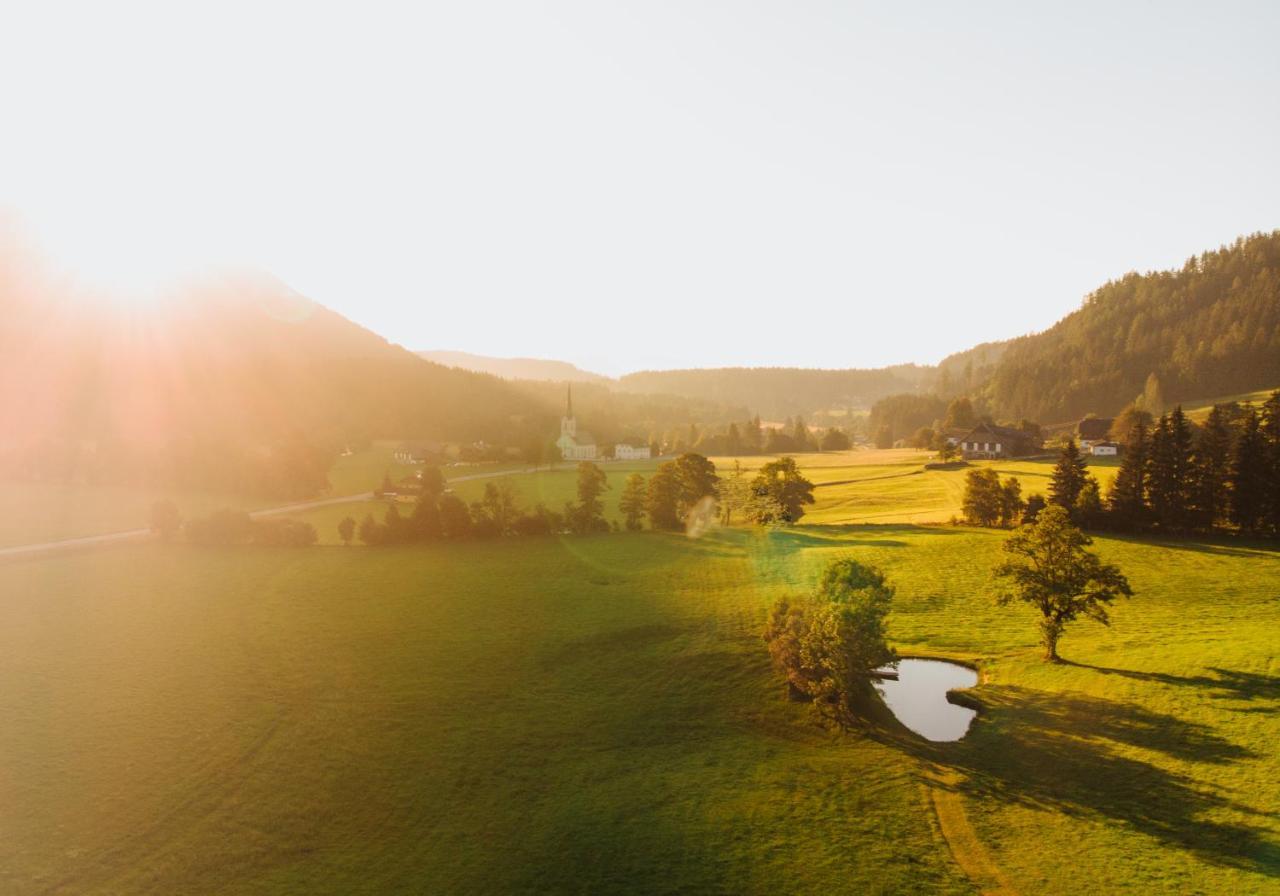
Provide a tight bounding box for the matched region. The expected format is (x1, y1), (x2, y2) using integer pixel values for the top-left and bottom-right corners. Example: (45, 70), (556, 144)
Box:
(1098, 533), (1280, 558)
(1065, 662), (1280, 711)
(870, 685), (1280, 875)
(768, 524), (971, 550)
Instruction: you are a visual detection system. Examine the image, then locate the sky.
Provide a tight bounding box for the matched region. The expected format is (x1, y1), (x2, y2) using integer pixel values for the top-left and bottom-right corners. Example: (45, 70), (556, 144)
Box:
(1, 1), (1278, 376)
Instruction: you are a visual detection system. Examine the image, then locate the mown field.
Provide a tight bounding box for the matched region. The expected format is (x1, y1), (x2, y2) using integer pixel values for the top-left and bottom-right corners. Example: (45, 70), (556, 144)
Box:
(1, 520), (1277, 894)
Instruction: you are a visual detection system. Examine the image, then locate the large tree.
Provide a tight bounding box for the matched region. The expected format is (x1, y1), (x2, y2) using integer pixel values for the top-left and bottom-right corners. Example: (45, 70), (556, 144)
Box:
(750, 457), (816, 524)
(568, 462), (610, 534)
(645, 462), (684, 531)
(961, 468), (1003, 527)
(1147, 407), (1194, 531)
(995, 505), (1133, 661)
(1192, 404), (1233, 529)
(1229, 409), (1267, 533)
(1107, 419), (1150, 530)
(618, 473), (648, 531)
(763, 558), (896, 723)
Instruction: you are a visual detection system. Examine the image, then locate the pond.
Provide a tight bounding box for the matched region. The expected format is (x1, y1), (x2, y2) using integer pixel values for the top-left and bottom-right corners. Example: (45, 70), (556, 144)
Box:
(874, 658), (979, 742)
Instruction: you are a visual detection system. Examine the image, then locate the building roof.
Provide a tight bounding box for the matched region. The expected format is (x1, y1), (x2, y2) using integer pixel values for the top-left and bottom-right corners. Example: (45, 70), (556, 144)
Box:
(960, 421), (1032, 442)
(1092, 441), (1119, 449)
(1077, 417), (1114, 440)
(569, 431), (596, 446)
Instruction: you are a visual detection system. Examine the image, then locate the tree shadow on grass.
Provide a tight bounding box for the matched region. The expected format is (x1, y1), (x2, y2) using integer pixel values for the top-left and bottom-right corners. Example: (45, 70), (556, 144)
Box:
(1097, 532), (1280, 558)
(868, 685), (1280, 876)
(1063, 662), (1280, 710)
(764, 524), (975, 550)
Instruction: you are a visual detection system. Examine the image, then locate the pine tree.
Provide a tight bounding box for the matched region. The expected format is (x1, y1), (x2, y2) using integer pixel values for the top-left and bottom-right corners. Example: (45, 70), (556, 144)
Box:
(793, 417), (811, 451)
(1261, 391), (1280, 536)
(1147, 408), (1194, 531)
(1048, 440), (1089, 512)
(1229, 409), (1266, 533)
(1191, 404), (1232, 530)
(1107, 419), (1150, 530)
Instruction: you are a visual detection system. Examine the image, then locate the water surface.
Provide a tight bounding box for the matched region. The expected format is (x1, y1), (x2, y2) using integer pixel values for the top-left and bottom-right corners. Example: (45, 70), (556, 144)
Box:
(875, 658), (978, 742)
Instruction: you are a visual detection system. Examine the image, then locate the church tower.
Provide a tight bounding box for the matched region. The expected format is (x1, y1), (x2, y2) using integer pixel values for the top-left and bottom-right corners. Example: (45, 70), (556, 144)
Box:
(561, 384), (577, 438)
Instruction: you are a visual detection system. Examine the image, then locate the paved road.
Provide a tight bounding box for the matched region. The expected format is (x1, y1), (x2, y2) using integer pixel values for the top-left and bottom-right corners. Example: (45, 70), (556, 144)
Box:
(0, 465), (562, 559)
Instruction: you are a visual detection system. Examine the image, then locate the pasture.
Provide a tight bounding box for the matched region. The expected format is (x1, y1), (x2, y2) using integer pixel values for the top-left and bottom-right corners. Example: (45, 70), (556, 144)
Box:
(1, 523), (1277, 894)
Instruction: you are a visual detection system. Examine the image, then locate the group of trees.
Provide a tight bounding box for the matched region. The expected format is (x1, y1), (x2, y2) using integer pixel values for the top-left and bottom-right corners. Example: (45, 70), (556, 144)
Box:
(160, 505), (319, 546)
(657, 416), (855, 459)
(957, 392), (1280, 539)
(352, 462), (613, 545)
(617, 454), (817, 532)
(764, 558), (897, 725)
(1106, 395), (1280, 535)
(764, 506), (1133, 730)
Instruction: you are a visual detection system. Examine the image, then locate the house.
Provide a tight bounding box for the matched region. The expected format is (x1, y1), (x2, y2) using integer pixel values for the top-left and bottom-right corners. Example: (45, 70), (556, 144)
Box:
(615, 442), (651, 460)
(555, 386), (598, 461)
(957, 422), (1038, 459)
(394, 441), (444, 464)
(1091, 441), (1119, 457)
(940, 428), (971, 447)
(1077, 417), (1114, 450)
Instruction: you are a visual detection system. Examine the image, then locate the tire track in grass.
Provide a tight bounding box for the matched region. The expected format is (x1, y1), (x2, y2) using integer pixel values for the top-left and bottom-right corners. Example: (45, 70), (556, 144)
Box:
(924, 769), (1019, 896)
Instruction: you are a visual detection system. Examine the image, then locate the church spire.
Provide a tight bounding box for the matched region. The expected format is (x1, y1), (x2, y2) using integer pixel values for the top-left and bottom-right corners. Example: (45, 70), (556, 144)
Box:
(566, 383), (573, 419)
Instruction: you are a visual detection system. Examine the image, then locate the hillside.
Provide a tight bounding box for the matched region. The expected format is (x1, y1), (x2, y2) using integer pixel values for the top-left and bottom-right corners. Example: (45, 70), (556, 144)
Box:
(0, 243), (546, 497)
(618, 365), (930, 420)
(977, 230), (1280, 421)
(417, 350), (610, 384)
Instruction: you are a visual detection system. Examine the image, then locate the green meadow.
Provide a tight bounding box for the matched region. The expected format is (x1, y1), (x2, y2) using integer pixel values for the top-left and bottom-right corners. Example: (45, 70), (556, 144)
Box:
(1, 519), (1278, 894)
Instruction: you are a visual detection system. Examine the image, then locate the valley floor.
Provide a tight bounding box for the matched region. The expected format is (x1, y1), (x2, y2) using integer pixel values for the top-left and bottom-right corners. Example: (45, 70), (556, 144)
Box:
(1, 524), (1277, 894)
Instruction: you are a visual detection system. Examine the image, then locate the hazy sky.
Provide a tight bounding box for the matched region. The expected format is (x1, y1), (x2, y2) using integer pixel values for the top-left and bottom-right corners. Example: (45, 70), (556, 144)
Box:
(2, 2), (1278, 375)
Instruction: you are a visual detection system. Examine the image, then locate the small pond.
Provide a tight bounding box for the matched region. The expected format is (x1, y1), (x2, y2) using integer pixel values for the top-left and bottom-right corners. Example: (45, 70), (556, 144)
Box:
(874, 658), (978, 742)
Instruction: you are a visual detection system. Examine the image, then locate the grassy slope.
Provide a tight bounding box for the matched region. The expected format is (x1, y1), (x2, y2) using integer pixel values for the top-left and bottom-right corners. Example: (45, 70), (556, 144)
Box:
(1, 528), (1277, 894)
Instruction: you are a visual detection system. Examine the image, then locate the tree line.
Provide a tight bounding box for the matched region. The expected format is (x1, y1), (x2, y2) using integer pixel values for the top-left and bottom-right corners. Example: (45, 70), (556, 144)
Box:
(960, 391), (1280, 538)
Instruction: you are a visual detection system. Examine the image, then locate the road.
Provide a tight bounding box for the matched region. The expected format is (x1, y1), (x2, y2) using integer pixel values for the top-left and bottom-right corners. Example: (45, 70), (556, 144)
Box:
(0, 465), (557, 559)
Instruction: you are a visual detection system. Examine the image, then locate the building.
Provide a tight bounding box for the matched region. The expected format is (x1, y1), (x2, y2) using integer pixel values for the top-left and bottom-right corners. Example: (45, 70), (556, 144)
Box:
(957, 422), (1038, 459)
(393, 441), (444, 464)
(1077, 417), (1114, 450)
(555, 385), (598, 461)
(615, 442), (651, 460)
(1091, 441), (1119, 457)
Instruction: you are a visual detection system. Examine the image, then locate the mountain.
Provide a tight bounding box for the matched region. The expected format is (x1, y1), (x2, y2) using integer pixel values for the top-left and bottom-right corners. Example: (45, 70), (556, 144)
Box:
(975, 230), (1280, 422)
(417, 350), (610, 384)
(617, 366), (931, 421)
(0, 238), (547, 497)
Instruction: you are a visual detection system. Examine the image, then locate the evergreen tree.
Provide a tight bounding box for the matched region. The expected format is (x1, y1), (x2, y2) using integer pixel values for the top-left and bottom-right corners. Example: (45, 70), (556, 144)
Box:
(1191, 404), (1232, 529)
(1048, 440), (1089, 512)
(726, 423), (743, 456)
(1229, 409), (1267, 533)
(792, 417), (812, 451)
(1107, 419), (1150, 530)
(1261, 391), (1280, 535)
(1147, 407), (1194, 531)
(943, 397), (976, 430)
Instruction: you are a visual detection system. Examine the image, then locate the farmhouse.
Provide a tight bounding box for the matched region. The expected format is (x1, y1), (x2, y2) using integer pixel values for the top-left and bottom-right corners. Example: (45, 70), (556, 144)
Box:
(957, 422), (1037, 459)
(555, 386), (598, 461)
(1091, 441), (1119, 457)
(393, 441), (444, 464)
(1077, 417), (1114, 449)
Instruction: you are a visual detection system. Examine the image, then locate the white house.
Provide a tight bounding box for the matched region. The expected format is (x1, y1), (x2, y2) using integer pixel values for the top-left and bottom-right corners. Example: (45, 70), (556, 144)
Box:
(1091, 441), (1119, 457)
(555, 386), (598, 461)
(615, 443), (651, 460)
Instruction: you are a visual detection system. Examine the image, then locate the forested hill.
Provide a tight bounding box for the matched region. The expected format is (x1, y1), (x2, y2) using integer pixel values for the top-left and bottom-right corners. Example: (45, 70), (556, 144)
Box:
(617, 366), (929, 419)
(417, 350), (609, 384)
(979, 230), (1280, 422)
(0, 243), (545, 497)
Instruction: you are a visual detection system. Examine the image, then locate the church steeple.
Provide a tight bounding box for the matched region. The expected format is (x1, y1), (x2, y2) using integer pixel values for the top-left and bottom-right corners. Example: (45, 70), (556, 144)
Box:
(561, 384), (576, 438)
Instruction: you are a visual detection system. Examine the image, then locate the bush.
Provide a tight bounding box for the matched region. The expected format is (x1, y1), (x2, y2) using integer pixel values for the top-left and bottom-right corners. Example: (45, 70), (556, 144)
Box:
(251, 518), (318, 547)
(185, 509), (254, 545)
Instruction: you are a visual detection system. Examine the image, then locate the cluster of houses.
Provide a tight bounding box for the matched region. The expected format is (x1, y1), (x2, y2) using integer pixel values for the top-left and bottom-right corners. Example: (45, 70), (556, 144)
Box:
(942, 416), (1120, 460)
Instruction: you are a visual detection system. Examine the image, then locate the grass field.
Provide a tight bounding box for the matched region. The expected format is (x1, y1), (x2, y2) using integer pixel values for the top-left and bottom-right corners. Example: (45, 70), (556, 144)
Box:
(1, 523), (1277, 894)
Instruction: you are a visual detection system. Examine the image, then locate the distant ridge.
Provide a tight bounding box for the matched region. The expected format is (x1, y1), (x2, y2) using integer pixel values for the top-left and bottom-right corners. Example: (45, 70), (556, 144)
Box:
(418, 350), (610, 384)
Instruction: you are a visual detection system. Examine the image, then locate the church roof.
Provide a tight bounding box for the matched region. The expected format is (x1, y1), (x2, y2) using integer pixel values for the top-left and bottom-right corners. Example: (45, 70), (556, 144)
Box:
(572, 431), (596, 446)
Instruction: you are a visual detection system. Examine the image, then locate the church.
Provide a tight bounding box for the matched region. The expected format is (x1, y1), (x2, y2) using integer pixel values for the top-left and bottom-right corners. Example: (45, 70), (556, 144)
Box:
(555, 386), (598, 461)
